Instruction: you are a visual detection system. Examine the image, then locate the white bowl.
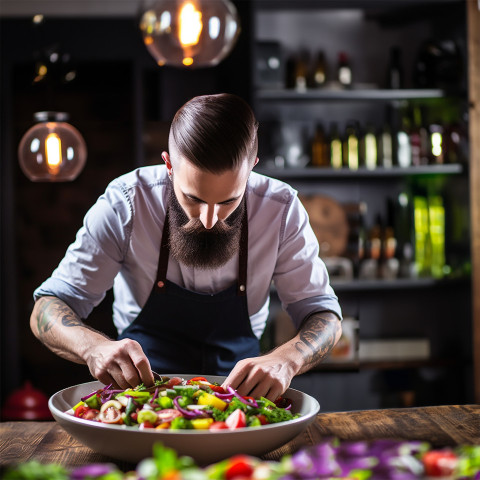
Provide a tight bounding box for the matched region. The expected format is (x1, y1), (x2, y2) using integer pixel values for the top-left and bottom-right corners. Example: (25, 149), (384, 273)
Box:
(48, 374), (320, 465)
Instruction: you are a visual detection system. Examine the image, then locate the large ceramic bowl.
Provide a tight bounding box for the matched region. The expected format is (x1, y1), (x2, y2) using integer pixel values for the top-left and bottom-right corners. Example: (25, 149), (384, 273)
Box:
(49, 374), (320, 465)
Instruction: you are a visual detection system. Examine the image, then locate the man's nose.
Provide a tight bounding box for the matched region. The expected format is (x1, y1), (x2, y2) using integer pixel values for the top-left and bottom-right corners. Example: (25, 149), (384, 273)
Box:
(199, 203), (220, 229)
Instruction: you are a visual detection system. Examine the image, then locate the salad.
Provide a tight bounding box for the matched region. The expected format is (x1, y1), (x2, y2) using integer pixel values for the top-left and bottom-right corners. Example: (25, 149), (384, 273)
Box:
(67, 376), (299, 430)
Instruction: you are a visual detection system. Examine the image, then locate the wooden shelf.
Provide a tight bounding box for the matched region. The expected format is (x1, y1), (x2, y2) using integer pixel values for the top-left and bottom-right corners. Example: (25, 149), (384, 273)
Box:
(256, 88), (450, 102)
(312, 357), (460, 372)
(255, 164), (464, 179)
(331, 276), (468, 292)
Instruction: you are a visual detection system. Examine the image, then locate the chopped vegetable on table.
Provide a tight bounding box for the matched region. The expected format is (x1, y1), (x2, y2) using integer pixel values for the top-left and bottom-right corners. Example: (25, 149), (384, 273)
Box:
(4, 440), (480, 479)
(66, 376), (299, 431)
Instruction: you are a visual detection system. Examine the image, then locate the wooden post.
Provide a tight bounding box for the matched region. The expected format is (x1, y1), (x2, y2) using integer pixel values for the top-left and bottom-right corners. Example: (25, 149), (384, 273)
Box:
(467, 0), (480, 403)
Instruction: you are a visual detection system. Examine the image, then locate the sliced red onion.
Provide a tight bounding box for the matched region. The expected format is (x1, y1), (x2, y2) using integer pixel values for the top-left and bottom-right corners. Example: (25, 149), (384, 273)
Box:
(226, 386), (258, 408)
(173, 396), (208, 419)
(150, 387), (159, 404)
(285, 404), (292, 411)
(213, 391), (234, 400)
(80, 390), (98, 402)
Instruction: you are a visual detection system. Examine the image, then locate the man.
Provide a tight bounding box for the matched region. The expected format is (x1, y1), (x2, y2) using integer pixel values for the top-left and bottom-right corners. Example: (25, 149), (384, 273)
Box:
(31, 93), (342, 401)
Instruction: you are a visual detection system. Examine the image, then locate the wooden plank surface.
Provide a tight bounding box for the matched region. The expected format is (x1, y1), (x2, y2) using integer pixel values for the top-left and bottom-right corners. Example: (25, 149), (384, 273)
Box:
(2, 405), (479, 470)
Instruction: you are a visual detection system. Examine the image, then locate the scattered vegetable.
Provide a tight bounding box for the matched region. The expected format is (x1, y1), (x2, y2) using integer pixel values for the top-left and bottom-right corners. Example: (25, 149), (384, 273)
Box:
(5, 440), (480, 479)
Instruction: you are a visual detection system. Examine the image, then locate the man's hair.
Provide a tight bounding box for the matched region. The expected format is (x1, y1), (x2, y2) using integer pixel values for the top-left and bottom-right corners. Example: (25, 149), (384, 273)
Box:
(169, 93), (259, 173)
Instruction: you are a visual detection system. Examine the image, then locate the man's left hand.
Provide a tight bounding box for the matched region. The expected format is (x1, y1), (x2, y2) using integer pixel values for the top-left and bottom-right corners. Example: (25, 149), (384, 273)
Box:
(221, 350), (300, 401)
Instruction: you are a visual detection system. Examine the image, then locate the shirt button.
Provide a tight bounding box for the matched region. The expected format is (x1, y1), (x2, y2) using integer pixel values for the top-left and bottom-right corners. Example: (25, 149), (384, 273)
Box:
(239, 285), (245, 292)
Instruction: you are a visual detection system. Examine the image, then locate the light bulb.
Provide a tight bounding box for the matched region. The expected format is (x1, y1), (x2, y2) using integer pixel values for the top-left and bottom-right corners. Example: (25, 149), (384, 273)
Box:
(139, 0), (240, 68)
(18, 112), (87, 182)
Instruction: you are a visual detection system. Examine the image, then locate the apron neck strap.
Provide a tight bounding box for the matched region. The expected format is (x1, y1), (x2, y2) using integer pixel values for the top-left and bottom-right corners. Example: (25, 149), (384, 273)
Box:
(156, 196), (248, 296)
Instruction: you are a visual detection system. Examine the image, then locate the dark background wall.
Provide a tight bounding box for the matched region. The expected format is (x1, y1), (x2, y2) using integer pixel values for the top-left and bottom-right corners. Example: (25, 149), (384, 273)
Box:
(0, 4), (253, 406)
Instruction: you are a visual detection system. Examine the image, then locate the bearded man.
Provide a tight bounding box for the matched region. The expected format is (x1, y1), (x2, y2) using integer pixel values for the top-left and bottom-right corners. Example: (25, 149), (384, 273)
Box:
(30, 93), (342, 400)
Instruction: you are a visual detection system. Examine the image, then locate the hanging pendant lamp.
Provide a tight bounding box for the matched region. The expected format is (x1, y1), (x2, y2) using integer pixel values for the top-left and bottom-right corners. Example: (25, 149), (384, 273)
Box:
(139, 0), (240, 68)
(18, 111), (87, 182)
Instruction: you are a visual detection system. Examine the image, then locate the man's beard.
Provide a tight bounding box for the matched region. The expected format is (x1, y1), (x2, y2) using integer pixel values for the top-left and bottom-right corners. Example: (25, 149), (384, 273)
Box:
(168, 186), (245, 269)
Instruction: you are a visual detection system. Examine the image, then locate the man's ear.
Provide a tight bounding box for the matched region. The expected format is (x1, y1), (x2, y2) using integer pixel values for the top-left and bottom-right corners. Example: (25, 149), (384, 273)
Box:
(162, 152), (173, 176)
(253, 157), (259, 167)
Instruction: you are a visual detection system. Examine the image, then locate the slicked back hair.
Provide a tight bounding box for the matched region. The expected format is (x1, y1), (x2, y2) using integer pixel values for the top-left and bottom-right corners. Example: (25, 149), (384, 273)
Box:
(169, 93), (259, 173)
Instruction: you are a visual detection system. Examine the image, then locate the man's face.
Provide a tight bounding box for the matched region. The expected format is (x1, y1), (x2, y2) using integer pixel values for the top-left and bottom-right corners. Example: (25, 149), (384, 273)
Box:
(164, 153), (253, 269)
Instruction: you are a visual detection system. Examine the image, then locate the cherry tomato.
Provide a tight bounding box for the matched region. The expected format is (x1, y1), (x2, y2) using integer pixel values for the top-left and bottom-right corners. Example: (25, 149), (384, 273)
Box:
(422, 449), (458, 476)
(157, 409), (182, 422)
(257, 414), (269, 425)
(74, 405), (90, 418)
(274, 397), (291, 409)
(225, 455), (255, 480)
(226, 409), (247, 429)
(139, 421), (155, 429)
(209, 421), (229, 430)
(209, 384), (227, 394)
(98, 406), (123, 424)
(187, 376), (208, 384)
(83, 408), (100, 421)
(165, 377), (183, 388)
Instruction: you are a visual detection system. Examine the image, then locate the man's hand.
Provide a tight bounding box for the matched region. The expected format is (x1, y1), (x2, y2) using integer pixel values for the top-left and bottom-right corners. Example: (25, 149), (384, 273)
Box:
(83, 338), (154, 389)
(31, 296), (155, 389)
(223, 311), (342, 401)
(222, 351), (298, 401)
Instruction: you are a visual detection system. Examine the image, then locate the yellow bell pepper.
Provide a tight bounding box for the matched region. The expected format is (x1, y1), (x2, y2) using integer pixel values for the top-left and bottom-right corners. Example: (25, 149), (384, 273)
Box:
(191, 418), (214, 430)
(194, 391), (228, 411)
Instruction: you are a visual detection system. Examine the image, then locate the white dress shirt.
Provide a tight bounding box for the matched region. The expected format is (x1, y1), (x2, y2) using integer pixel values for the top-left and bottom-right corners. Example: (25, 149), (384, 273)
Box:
(34, 165), (341, 339)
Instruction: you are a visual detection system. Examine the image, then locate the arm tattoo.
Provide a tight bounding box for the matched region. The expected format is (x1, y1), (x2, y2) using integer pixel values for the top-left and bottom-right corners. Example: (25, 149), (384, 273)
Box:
(37, 297), (88, 336)
(294, 313), (339, 367)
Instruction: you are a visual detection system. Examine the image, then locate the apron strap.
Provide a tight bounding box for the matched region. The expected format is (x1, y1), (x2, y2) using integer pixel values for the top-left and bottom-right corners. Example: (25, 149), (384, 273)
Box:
(237, 197), (248, 296)
(156, 196), (248, 296)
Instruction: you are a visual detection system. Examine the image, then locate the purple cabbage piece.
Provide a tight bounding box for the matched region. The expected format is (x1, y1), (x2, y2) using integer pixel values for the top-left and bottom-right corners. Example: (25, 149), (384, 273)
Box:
(291, 442), (341, 478)
(71, 463), (117, 479)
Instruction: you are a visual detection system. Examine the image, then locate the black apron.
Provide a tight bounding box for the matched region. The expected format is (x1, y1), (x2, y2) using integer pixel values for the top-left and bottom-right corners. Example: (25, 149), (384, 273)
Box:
(118, 200), (259, 375)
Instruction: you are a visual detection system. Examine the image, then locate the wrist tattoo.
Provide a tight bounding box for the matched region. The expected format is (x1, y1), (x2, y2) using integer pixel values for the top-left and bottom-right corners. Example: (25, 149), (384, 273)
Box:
(294, 313), (338, 366)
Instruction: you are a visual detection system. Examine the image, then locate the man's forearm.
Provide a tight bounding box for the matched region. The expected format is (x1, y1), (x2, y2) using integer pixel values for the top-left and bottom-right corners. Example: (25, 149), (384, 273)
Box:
(274, 311), (342, 376)
(31, 296), (111, 364)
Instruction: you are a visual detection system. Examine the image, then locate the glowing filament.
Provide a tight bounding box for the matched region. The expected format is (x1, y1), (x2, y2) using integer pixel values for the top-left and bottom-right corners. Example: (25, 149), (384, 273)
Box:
(179, 2), (202, 47)
(45, 133), (62, 171)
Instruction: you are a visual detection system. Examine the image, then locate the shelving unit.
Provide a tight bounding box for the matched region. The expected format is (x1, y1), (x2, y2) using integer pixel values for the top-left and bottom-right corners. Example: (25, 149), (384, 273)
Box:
(252, 0), (474, 410)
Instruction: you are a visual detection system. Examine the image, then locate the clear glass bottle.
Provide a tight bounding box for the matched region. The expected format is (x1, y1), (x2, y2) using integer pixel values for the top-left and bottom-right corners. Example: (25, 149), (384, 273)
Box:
(343, 122), (359, 170)
(363, 124), (378, 170)
(337, 52), (352, 88)
(329, 123), (343, 169)
(378, 123), (393, 168)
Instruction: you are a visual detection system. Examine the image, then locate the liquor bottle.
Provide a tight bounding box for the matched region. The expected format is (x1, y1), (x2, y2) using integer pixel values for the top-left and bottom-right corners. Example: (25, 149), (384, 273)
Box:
(363, 124), (378, 170)
(337, 52), (352, 88)
(343, 123), (359, 170)
(329, 123), (343, 169)
(428, 195), (446, 278)
(413, 195), (431, 277)
(311, 124), (329, 167)
(386, 46), (404, 89)
(310, 51), (327, 88)
(286, 50), (309, 91)
(429, 122), (445, 164)
(378, 123), (393, 168)
(410, 107), (430, 166)
(396, 117), (412, 168)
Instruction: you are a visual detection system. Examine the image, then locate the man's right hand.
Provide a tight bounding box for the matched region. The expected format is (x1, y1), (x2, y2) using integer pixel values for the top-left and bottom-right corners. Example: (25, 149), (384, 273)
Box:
(30, 296), (155, 390)
(84, 338), (155, 389)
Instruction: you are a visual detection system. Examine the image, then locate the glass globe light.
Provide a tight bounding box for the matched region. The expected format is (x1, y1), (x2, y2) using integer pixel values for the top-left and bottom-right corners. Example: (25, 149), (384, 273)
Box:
(18, 112), (87, 182)
(140, 0), (240, 68)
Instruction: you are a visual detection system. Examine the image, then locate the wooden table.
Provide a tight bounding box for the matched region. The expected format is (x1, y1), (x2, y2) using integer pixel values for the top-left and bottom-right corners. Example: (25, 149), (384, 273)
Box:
(1, 405), (479, 472)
